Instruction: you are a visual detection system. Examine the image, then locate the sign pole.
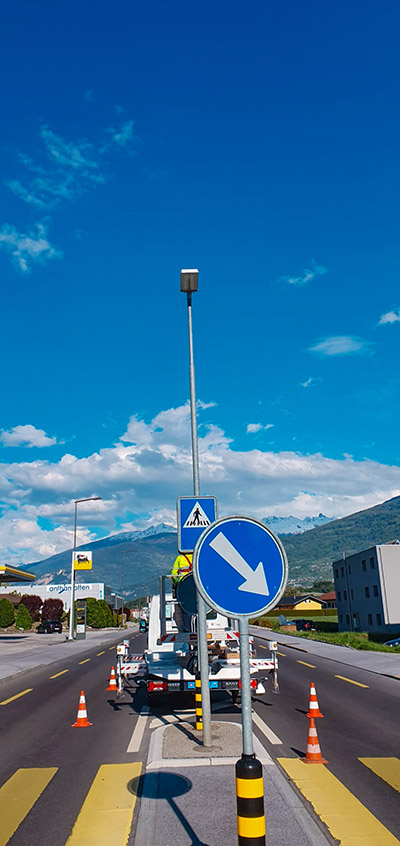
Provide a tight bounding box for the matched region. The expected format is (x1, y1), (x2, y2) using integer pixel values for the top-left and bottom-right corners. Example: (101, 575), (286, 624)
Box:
(183, 272), (212, 747)
(238, 617), (254, 756)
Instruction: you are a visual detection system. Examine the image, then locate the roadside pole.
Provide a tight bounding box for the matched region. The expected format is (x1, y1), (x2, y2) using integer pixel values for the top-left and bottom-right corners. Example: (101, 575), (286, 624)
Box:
(68, 496), (102, 641)
(181, 269), (212, 747)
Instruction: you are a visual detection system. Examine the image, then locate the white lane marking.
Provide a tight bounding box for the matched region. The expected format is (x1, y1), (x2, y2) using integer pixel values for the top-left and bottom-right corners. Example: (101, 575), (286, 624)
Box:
(252, 710), (283, 745)
(126, 706), (150, 753)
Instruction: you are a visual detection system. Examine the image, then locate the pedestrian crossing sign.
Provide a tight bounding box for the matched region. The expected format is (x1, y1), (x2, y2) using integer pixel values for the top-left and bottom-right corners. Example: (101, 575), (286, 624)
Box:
(177, 496), (217, 552)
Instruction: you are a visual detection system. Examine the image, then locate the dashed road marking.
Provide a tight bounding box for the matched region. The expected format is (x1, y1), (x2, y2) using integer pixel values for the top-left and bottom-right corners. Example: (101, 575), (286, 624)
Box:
(0, 767), (57, 845)
(277, 651), (286, 657)
(65, 763), (142, 846)
(0, 688), (33, 706)
(278, 758), (398, 844)
(49, 670), (69, 679)
(126, 706), (150, 753)
(359, 757), (400, 793)
(297, 660), (317, 668)
(334, 674), (369, 688)
(252, 710), (282, 745)
(96, 651), (105, 656)
(78, 658), (91, 665)
(109, 646), (115, 650)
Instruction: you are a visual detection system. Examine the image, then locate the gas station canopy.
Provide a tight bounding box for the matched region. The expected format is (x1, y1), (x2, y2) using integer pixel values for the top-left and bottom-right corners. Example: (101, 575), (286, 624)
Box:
(0, 565), (35, 584)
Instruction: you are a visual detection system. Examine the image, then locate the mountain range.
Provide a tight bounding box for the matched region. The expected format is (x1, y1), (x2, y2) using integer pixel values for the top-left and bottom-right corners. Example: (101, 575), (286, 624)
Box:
(13, 496), (400, 597)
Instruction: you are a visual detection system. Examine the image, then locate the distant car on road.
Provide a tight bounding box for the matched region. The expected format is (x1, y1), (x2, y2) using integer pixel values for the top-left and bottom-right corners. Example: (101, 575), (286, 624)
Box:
(139, 618), (148, 633)
(384, 637), (400, 648)
(36, 619), (63, 634)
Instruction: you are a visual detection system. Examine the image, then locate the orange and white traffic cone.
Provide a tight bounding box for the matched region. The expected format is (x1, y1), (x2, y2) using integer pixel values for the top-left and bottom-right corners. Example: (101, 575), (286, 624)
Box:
(306, 681), (323, 718)
(302, 716), (327, 763)
(72, 690), (92, 727)
(107, 666), (118, 692)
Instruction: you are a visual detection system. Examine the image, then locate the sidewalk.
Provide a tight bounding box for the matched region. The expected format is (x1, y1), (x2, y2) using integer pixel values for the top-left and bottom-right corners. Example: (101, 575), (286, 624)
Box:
(133, 719), (332, 846)
(0, 626), (137, 683)
(250, 625), (400, 678)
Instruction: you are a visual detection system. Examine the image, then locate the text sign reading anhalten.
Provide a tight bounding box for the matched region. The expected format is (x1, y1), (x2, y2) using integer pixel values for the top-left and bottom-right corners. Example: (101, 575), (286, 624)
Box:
(193, 516), (288, 618)
(177, 496), (217, 553)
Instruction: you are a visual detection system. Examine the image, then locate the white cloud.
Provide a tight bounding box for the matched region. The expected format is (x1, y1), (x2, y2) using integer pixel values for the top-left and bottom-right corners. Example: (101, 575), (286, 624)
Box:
(106, 120), (135, 148)
(277, 259), (327, 286)
(309, 335), (370, 356)
(0, 222), (61, 272)
(246, 423), (274, 434)
(0, 425), (57, 448)
(300, 376), (321, 388)
(378, 310), (400, 325)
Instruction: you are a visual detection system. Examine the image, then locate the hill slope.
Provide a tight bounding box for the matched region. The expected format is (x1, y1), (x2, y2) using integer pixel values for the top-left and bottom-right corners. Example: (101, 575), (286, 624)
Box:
(284, 495), (400, 583)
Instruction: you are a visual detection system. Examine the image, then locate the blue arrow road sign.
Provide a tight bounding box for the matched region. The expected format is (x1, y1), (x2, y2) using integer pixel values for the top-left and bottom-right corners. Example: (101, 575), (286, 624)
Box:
(177, 496), (217, 553)
(193, 515), (288, 618)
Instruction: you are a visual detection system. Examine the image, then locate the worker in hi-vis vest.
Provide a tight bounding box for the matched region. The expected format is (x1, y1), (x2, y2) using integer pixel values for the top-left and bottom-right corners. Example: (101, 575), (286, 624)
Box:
(171, 553), (193, 631)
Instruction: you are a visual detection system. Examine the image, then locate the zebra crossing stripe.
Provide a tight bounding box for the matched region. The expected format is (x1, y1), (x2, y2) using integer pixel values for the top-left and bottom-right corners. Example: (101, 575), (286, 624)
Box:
(359, 758), (400, 793)
(0, 767), (57, 846)
(66, 763), (142, 845)
(278, 758), (399, 844)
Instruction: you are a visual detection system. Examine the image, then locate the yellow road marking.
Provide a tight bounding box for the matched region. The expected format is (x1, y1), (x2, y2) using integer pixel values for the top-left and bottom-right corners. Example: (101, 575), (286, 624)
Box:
(334, 674), (369, 688)
(78, 659), (91, 665)
(297, 660), (317, 668)
(109, 646), (115, 650)
(50, 669), (69, 679)
(0, 767), (57, 846)
(359, 758), (400, 793)
(277, 651), (286, 657)
(66, 763), (142, 846)
(278, 758), (399, 844)
(0, 688), (33, 705)
(97, 651), (105, 656)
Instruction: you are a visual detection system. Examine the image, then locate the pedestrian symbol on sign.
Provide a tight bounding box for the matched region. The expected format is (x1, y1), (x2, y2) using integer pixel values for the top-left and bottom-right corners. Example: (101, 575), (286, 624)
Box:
(183, 501), (210, 529)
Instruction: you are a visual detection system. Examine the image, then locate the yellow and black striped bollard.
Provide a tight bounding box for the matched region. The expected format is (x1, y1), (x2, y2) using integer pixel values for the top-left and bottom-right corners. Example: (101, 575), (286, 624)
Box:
(236, 754), (266, 845)
(195, 672), (203, 730)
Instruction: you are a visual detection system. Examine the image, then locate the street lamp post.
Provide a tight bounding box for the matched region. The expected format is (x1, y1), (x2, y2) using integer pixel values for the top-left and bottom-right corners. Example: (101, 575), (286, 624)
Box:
(181, 268), (212, 747)
(68, 496), (102, 641)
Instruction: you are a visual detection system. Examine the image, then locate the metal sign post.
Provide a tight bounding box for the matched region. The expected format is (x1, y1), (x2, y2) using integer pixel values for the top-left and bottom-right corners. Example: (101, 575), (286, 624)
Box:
(76, 598), (87, 640)
(193, 514), (288, 846)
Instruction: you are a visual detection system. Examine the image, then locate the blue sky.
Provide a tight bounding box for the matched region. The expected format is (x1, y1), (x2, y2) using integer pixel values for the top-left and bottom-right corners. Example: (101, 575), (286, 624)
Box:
(1, 1), (400, 563)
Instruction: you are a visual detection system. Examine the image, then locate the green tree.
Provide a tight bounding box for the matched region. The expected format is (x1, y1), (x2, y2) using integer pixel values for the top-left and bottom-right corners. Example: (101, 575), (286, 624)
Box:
(20, 594), (42, 622)
(310, 580), (334, 594)
(0, 598), (15, 628)
(15, 603), (32, 630)
(86, 597), (102, 628)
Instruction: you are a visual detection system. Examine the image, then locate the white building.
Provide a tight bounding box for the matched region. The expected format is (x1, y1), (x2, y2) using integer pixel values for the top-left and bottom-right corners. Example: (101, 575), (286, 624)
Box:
(1, 582), (104, 612)
(333, 543), (400, 634)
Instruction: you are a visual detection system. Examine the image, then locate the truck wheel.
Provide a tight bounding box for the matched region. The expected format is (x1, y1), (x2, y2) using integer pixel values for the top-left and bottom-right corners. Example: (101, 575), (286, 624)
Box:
(231, 691), (239, 705)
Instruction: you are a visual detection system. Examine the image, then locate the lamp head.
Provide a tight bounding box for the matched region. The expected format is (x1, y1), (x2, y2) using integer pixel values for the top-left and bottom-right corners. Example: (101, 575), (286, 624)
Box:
(180, 269), (198, 293)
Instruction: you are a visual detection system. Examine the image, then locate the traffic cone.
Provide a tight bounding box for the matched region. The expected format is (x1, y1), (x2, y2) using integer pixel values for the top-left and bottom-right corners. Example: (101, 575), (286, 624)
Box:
(306, 681), (323, 718)
(107, 666), (118, 692)
(72, 690), (92, 727)
(302, 716), (327, 763)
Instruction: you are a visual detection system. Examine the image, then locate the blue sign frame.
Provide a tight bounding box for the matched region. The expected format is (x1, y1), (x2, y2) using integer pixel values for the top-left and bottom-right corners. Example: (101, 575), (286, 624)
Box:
(177, 496), (217, 553)
(193, 515), (288, 618)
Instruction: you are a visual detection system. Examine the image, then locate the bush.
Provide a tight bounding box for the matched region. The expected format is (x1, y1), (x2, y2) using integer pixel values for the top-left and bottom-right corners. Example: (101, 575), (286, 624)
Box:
(0, 598), (15, 628)
(267, 608), (337, 618)
(15, 603), (32, 630)
(42, 598), (63, 621)
(20, 594), (42, 622)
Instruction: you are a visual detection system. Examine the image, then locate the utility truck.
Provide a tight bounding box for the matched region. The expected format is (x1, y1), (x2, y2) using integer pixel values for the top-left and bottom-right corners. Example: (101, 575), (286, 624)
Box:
(116, 575), (278, 702)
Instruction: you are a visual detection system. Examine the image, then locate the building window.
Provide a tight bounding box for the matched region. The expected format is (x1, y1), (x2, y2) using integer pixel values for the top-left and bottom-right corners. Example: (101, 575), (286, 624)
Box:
(370, 557), (375, 569)
(346, 614), (350, 625)
(362, 560), (367, 571)
(348, 564), (351, 575)
(341, 566), (344, 577)
(373, 584), (379, 597)
(364, 586), (370, 598)
(334, 568), (339, 579)
(350, 589), (354, 600)
(343, 590), (347, 600)
(339, 614), (343, 624)
(376, 613), (382, 626)
(368, 614), (373, 625)
(337, 591), (341, 601)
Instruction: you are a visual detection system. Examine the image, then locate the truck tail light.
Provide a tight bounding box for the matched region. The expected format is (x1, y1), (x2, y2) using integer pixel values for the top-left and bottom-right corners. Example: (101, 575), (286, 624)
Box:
(148, 680), (168, 692)
(238, 679), (258, 690)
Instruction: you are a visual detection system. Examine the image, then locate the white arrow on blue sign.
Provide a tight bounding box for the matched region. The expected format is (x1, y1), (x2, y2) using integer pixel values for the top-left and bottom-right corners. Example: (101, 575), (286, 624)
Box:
(193, 515), (288, 618)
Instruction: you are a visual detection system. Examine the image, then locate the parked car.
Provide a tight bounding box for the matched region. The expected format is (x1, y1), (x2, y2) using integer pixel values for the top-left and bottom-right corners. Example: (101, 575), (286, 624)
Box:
(384, 638), (400, 648)
(36, 619), (63, 634)
(296, 619), (313, 631)
(139, 618), (148, 633)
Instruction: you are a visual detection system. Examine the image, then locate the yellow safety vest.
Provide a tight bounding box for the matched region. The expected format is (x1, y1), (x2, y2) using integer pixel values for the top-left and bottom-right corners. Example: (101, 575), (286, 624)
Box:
(171, 553), (192, 586)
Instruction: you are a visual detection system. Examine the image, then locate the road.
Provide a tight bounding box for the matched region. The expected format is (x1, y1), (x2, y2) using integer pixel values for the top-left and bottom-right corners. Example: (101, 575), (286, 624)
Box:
(1, 630), (399, 845)
(0, 631), (147, 846)
(250, 634), (400, 840)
